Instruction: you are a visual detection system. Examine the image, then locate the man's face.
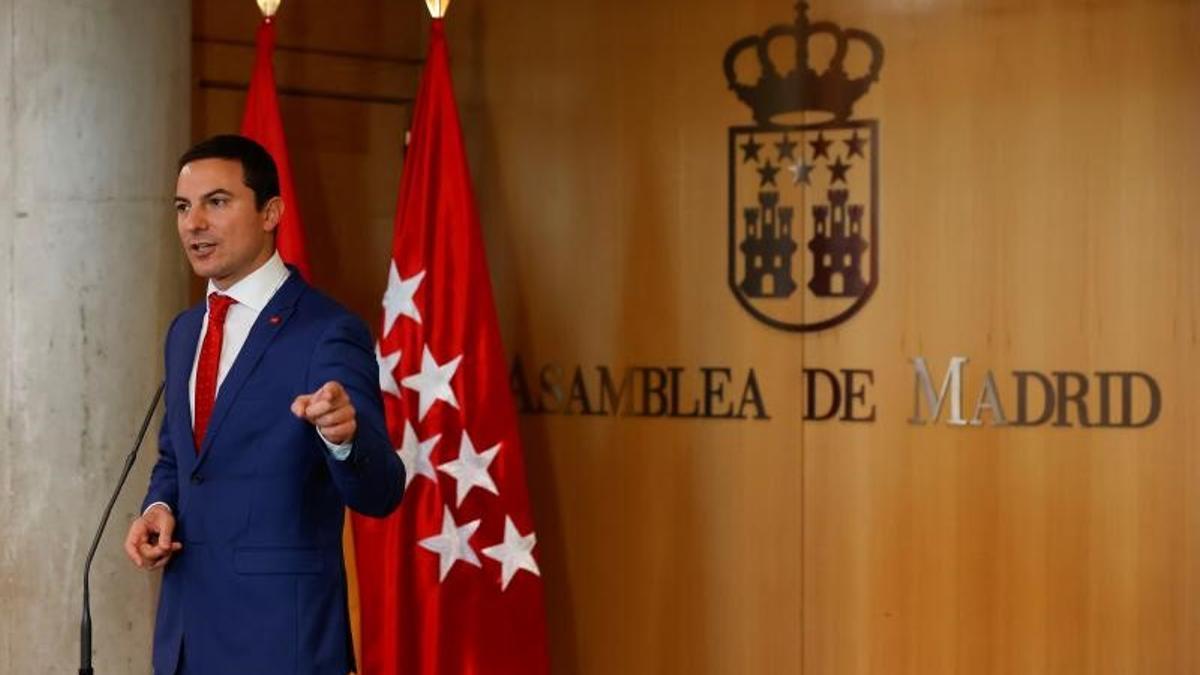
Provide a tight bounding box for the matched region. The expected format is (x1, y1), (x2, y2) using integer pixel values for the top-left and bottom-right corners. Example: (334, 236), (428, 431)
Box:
(175, 158), (280, 290)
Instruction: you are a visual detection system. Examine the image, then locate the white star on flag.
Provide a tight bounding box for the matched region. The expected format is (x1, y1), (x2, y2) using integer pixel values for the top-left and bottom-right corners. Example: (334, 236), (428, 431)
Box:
(418, 505), (481, 582)
(382, 262), (425, 334)
(396, 420), (439, 488)
(401, 345), (463, 421)
(437, 431), (500, 506)
(482, 516), (541, 591)
(375, 342), (402, 398)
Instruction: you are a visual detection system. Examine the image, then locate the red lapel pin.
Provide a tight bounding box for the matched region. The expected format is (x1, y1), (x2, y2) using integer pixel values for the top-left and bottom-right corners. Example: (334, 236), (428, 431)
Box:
(268, 315), (282, 325)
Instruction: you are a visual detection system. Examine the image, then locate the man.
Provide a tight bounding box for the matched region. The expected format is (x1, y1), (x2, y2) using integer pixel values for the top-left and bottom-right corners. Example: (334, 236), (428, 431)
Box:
(123, 134), (404, 674)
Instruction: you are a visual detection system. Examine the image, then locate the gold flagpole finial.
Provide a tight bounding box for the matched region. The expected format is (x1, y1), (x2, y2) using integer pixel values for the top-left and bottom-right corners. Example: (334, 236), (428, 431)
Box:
(256, 0), (281, 17)
(425, 0), (451, 19)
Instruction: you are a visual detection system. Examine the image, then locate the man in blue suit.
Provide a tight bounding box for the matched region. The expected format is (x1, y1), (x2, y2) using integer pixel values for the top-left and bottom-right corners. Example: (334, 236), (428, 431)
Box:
(123, 135), (404, 674)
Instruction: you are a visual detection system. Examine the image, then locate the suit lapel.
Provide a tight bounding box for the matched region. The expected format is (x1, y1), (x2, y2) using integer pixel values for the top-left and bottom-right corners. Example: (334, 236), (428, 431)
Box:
(196, 272), (307, 464)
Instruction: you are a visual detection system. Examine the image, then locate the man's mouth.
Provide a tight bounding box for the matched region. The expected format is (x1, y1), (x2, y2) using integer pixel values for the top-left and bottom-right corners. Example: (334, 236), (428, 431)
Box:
(191, 242), (216, 253)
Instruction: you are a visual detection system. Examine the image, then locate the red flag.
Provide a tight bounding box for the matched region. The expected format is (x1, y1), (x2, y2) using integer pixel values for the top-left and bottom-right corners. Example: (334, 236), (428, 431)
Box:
(352, 19), (551, 675)
(240, 16), (311, 278)
(244, 14), (363, 657)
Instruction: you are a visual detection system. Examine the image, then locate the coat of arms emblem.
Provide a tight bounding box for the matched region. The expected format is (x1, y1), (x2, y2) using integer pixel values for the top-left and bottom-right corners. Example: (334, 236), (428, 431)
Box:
(725, 2), (884, 332)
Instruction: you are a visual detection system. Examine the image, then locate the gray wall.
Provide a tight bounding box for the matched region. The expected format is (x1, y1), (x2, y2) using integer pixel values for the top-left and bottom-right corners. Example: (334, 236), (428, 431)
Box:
(0, 1), (191, 671)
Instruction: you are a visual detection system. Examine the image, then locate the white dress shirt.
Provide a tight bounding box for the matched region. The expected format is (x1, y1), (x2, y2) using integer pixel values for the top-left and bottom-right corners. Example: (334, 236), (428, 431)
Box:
(189, 251), (292, 417)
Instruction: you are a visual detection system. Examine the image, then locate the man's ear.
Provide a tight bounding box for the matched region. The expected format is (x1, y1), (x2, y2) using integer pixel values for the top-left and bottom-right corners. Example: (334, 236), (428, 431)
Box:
(262, 195), (285, 233)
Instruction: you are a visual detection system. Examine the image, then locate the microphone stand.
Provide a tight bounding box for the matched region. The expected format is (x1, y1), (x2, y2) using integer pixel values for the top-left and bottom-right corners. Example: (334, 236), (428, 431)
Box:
(79, 381), (164, 675)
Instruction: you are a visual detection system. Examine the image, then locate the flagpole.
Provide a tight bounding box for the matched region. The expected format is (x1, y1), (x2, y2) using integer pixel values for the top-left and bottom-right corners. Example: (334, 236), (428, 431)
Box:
(256, 0), (281, 17)
(425, 0), (451, 19)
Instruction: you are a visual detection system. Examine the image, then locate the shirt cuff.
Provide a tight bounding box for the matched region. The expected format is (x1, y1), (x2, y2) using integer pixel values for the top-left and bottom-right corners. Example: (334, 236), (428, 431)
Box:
(317, 428), (353, 461)
(143, 502), (171, 517)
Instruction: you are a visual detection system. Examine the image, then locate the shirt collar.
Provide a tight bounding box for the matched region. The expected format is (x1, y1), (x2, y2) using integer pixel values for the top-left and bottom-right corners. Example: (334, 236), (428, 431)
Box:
(206, 251), (290, 313)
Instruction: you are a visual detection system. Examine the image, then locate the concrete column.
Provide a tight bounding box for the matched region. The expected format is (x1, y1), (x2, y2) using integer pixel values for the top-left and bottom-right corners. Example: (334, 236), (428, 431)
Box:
(0, 1), (190, 671)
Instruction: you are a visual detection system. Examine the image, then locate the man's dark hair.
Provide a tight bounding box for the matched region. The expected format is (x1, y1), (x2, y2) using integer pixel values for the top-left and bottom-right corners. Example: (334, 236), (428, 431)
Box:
(178, 134), (280, 210)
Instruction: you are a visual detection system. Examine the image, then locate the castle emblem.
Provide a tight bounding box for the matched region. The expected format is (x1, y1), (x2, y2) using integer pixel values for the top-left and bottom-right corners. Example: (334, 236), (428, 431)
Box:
(725, 2), (884, 332)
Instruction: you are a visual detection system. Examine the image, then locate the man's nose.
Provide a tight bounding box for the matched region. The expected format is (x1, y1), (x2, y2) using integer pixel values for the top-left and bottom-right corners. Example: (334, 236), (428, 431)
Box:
(182, 206), (207, 231)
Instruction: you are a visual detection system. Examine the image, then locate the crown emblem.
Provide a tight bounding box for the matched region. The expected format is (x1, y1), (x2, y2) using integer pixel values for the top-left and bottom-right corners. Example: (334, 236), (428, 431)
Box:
(723, 2), (884, 125)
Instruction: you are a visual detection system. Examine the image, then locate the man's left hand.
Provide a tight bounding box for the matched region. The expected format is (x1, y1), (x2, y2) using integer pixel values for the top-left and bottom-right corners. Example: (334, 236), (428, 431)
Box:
(292, 381), (357, 445)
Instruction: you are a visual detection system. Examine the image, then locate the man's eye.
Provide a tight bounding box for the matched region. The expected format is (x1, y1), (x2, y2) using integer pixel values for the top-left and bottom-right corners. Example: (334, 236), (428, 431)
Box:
(175, 203), (189, 214)
(210, 197), (228, 207)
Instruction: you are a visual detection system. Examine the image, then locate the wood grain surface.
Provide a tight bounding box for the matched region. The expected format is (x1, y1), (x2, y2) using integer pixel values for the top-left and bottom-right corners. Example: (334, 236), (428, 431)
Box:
(192, 1), (1200, 672)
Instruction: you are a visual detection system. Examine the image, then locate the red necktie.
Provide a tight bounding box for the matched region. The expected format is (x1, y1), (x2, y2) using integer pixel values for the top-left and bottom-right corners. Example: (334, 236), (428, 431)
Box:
(194, 293), (237, 452)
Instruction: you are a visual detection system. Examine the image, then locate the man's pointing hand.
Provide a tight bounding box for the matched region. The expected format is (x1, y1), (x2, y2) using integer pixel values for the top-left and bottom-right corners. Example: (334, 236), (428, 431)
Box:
(292, 381), (357, 445)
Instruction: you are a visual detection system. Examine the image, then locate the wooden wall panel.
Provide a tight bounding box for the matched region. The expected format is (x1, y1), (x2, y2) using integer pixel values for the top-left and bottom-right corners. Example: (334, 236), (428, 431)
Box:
(191, 0), (1200, 673)
(443, 0), (1200, 674)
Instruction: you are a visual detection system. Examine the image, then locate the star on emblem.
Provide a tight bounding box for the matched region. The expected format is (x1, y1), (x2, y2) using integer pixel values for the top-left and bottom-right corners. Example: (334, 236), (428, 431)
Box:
(828, 156), (852, 184)
(809, 132), (832, 159)
(844, 131), (867, 158)
(382, 263), (425, 335)
(418, 506), (481, 582)
(437, 431), (500, 506)
(775, 134), (798, 161)
(401, 346), (463, 421)
(757, 160), (781, 187)
(482, 516), (541, 591)
(788, 160), (815, 186)
(375, 342), (402, 398)
(396, 420), (439, 487)
(740, 136), (763, 164)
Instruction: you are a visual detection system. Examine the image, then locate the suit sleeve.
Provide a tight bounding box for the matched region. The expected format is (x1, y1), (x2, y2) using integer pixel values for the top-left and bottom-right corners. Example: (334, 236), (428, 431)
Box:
(141, 317), (181, 514)
(307, 314), (405, 518)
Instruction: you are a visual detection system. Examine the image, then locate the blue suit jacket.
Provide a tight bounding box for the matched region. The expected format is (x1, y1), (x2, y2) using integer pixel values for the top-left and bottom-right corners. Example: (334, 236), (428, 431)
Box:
(141, 272), (404, 675)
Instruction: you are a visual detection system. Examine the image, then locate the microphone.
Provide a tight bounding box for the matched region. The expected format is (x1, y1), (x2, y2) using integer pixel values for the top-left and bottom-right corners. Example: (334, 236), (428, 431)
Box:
(79, 382), (164, 675)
